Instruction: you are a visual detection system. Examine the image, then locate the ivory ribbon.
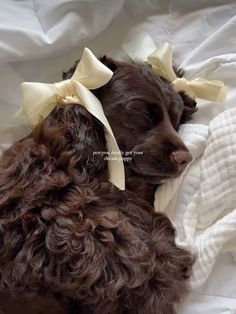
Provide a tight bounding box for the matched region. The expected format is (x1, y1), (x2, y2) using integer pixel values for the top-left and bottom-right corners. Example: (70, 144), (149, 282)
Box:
(16, 48), (125, 190)
(123, 32), (228, 102)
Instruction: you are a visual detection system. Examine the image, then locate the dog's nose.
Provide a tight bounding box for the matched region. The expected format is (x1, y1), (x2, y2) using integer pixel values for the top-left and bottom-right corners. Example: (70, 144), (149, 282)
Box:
(171, 150), (192, 171)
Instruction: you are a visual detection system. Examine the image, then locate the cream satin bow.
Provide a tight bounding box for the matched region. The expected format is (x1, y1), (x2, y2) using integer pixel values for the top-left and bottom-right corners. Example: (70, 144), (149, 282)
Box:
(123, 32), (228, 102)
(16, 48), (125, 190)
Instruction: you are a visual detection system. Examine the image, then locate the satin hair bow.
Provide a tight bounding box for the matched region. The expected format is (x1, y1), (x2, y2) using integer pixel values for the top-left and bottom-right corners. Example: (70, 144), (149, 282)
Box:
(16, 48), (125, 190)
(123, 32), (228, 102)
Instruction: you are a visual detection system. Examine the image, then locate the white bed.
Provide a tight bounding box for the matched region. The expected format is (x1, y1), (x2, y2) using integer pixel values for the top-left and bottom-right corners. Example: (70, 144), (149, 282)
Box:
(1, 1), (236, 313)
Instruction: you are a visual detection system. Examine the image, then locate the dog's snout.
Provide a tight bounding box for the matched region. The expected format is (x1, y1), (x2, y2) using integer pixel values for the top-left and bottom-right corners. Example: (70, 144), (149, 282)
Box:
(171, 150), (192, 171)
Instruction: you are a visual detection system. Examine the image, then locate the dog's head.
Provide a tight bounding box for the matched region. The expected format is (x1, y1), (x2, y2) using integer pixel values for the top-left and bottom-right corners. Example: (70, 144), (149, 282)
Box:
(96, 57), (197, 184)
(63, 57), (197, 185)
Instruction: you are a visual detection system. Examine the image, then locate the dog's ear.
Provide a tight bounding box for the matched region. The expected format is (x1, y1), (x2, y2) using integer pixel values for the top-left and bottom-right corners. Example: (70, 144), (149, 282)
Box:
(179, 91), (198, 123)
(63, 60), (79, 80)
(100, 56), (119, 71)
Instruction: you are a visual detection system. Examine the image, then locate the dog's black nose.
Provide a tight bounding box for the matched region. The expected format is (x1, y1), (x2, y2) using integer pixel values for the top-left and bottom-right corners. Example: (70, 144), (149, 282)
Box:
(171, 150), (192, 171)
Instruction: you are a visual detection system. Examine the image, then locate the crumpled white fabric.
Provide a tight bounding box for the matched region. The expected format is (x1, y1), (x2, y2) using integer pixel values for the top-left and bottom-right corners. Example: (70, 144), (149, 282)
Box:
(0, 0), (125, 63)
(154, 107), (236, 289)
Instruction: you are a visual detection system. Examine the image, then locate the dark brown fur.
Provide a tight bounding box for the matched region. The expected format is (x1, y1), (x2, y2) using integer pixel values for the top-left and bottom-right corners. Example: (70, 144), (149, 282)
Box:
(0, 58), (197, 313)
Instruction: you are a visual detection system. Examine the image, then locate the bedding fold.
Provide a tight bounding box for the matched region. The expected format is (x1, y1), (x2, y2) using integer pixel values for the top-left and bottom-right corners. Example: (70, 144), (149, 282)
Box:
(0, 0), (125, 63)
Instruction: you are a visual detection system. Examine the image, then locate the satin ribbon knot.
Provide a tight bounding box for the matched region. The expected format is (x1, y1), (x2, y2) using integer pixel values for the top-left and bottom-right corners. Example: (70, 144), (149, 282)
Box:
(16, 48), (125, 190)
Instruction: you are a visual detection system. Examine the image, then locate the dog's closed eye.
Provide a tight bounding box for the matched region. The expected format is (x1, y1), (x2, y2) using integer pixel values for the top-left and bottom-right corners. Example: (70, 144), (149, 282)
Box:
(146, 103), (163, 127)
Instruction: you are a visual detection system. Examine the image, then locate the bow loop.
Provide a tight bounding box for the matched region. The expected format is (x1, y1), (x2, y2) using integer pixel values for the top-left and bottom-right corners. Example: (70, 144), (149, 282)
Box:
(147, 43), (177, 81)
(16, 48), (125, 190)
(187, 78), (228, 102)
(72, 48), (113, 89)
(21, 82), (59, 125)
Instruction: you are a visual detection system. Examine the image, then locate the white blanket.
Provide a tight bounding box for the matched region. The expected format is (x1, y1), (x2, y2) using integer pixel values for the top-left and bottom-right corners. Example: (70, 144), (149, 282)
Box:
(154, 108), (236, 289)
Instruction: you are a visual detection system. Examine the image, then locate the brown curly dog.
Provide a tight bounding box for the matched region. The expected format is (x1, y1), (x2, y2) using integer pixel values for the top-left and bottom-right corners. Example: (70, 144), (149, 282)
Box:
(0, 57), (197, 314)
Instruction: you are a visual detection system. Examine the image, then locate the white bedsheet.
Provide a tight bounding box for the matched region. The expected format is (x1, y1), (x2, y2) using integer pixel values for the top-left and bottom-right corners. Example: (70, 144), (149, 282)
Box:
(0, 1), (236, 313)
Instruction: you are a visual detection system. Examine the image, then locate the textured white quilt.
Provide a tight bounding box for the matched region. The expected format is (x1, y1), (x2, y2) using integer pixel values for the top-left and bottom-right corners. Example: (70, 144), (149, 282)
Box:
(154, 108), (236, 289)
(1, 1), (236, 313)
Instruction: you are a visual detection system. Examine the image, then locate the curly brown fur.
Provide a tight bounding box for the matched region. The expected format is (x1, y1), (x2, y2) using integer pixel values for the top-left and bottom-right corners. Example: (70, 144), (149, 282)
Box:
(0, 58), (197, 314)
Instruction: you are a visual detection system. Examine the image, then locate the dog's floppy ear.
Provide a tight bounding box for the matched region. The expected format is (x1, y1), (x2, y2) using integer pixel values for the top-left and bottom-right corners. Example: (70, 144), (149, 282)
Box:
(100, 56), (119, 71)
(179, 91), (198, 123)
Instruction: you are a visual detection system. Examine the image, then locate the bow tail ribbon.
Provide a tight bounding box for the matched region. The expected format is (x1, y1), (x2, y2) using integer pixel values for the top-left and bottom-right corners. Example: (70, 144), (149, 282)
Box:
(73, 82), (125, 190)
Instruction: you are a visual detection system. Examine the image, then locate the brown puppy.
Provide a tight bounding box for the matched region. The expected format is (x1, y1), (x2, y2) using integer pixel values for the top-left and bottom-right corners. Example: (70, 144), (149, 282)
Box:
(0, 58), (196, 314)
(64, 58), (196, 203)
